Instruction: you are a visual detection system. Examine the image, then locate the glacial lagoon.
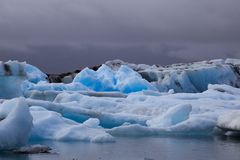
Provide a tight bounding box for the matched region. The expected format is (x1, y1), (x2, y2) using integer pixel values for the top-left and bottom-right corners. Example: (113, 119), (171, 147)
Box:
(1, 136), (240, 160)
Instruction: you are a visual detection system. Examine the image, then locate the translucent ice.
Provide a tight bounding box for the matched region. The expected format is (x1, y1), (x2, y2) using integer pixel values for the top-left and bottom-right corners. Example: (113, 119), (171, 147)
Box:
(73, 65), (156, 93)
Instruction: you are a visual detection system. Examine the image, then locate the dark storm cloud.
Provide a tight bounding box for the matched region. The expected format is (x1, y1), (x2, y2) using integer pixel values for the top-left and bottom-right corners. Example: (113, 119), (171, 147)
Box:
(0, 0), (240, 72)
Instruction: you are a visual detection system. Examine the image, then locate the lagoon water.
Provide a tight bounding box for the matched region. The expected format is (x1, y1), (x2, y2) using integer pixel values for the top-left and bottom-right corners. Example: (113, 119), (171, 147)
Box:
(1, 136), (240, 160)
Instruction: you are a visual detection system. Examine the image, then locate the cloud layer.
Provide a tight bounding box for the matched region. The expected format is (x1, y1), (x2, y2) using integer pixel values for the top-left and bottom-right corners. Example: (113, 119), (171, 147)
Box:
(0, 0), (240, 72)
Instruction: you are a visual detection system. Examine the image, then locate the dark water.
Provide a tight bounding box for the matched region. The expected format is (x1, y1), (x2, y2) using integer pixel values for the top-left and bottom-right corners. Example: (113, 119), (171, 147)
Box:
(1, 136), (240, 160)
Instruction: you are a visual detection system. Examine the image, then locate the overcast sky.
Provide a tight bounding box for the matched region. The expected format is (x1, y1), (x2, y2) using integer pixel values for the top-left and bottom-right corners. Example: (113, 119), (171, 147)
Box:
(0, 0), (240, 73)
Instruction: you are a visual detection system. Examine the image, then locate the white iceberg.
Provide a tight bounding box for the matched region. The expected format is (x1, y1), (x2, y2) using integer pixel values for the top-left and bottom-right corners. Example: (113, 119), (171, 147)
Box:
(217, 111), (240, 131)
(0, 98), (33, 150)
(30, 106), (114, 142)
(0, 60), (47, 83)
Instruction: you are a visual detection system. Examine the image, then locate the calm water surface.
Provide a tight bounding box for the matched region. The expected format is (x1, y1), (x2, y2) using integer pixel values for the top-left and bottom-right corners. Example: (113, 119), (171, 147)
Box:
(1, 136), (240, 160)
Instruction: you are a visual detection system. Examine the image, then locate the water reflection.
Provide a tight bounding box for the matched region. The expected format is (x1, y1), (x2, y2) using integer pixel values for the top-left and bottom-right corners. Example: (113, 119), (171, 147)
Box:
(0, 151), (29, 160)
(1, 136), (240, 160)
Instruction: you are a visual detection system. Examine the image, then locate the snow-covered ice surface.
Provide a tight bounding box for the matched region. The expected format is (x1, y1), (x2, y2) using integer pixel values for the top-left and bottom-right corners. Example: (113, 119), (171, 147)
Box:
(0, 59), (240, 150)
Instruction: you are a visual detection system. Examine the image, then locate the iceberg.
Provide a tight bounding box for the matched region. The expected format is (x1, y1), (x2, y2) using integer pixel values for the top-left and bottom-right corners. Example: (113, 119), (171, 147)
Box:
(0, 98), (33, 150)
(0, 61), (47, 99)
(105, 59), (240, 93)
(115, 65), (157, 93)
(73, 64), (116, 91)
(30, 106), (114, 142)
(46, 58), (240, 93)
(73, 64), (157, 93)
(0, 61), (47, 83)
(22, 64), (156, 98)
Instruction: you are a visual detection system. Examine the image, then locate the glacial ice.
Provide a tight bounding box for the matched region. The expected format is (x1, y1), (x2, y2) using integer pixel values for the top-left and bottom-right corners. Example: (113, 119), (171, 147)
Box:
(217, 111), (240, 132)
(27, 98), (148, 128)
(22, 64), (156, 97)
(73, 64), (116, 91)
(0, 98), (33, 150)
(30, 106), (114, 142)
(25, 84), (240, 137)
(20, 58), (240, 99)
(22, 81), (89, 93)
(13, 144), (52, 154)
(0, 61), (47, 98)
(0, 61), (47, 83)
(146, 104), (192, 128)
(73, 64), (157, 93)
(105, 59), (240, 93)
(0, 59), (240, 150)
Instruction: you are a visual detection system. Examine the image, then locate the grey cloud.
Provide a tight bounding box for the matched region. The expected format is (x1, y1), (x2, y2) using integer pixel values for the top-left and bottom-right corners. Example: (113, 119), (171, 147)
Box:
(0, 43), (187, 73)
(0, 0), (240, 72)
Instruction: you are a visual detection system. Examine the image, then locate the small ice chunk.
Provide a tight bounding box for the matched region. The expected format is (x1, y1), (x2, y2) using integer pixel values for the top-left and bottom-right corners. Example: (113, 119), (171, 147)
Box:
(13, 145), (52, 154)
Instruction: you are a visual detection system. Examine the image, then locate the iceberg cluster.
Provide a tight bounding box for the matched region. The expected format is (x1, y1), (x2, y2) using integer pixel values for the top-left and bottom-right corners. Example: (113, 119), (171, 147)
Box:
(105, 59), (240, 93)
(23, 64), (156, 94)
(0, 59), (240, 150)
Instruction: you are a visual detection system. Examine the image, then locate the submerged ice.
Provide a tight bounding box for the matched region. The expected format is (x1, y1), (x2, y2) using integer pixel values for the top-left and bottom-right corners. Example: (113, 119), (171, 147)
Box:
(0, 59), (240, 150)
